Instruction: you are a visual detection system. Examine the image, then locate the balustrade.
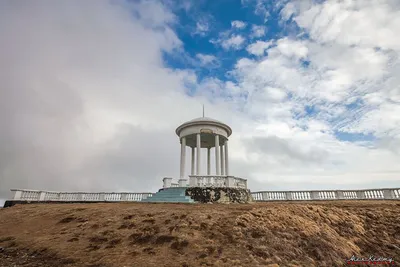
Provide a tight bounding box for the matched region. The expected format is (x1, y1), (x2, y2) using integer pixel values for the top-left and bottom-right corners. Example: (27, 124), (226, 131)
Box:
(82, 193), (101, 201)
(44, 192), (60, 201)
(20, 190), (41, 201)
(251, 188), (400, 201)
(10, 189), (152, 202)
(9, 187), (399, 203)
(188, 175), (247, 188)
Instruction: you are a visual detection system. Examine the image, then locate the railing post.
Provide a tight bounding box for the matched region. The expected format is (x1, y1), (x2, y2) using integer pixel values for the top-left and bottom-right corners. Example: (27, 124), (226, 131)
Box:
(356, 191), (365, 200)
(163, 177), (172, 188)
(261, 192), (268, 201)
(285, 192), (292, 200)
(226, 176), (235, 187)
(11, 190), (22, 200)
(178, 179), (187, 187)
(39, 191), (46, 201)
(336, 190), (344, 200)
(383, 189), (393, 199)
(189, 176), (196, 187)
(310, 191), (319, 200)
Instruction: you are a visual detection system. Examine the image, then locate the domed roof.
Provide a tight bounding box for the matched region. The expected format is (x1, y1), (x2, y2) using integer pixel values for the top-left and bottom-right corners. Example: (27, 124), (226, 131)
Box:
(188, 117), (225, 124)
(176, 116), (232, 136)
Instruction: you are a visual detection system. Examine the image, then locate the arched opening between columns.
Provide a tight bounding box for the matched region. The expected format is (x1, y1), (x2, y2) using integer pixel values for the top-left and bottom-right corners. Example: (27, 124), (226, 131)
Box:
(179, 133), (229, 178)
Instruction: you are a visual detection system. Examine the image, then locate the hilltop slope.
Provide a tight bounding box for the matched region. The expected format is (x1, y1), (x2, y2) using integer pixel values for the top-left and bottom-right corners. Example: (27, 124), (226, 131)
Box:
(0, 201), (399, 267)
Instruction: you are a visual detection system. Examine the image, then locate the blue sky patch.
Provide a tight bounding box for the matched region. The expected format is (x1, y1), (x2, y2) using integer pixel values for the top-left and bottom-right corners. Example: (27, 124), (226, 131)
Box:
(334, 131), (377, 143)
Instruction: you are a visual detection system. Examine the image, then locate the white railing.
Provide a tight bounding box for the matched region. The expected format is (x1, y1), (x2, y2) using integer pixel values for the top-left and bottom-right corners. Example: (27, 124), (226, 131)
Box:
(10, 189), (152, 202)
(252, 188), (400, 201)
(10, 188), (400, 203)
(20, 190), (41, 200)
(189, 176), (226, 187)
(82, 193), (102, 201)
(187, 175), (248, 189)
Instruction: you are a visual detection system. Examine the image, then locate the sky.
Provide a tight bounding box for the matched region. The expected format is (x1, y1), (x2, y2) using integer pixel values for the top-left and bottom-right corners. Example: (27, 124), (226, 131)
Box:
(0, 0), (400, 199)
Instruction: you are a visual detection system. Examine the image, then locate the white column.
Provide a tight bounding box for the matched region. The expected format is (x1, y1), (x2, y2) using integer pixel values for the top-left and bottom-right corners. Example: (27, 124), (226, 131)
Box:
(215, 135), (220, 175)
(191, 147), (195, 175)
(180, 137), (186, 178)
(207, 148), (211, 175)
(220, 144), (225, 175)
(196, 133), (201, 175)
(225, 140), (229, 176)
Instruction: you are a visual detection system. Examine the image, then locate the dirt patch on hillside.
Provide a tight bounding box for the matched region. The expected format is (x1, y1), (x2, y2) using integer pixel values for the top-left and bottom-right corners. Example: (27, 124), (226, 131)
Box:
(0, 201), (399, 267)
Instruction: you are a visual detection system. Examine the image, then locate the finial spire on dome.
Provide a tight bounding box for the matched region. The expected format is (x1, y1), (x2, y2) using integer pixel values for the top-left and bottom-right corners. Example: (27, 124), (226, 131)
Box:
(202, 104), (205, 117)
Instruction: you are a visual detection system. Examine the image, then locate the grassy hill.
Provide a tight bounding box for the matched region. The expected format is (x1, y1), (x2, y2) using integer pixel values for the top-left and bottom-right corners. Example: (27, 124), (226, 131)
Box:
(0, 201), (399, 267)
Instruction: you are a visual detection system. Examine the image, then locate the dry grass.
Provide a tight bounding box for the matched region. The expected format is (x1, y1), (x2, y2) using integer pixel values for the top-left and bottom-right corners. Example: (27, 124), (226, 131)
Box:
(0, 201), (399, 267)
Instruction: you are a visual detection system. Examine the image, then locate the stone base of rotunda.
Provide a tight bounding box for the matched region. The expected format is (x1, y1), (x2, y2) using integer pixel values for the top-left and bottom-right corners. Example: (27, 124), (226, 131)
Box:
(185, 187), (253, 203)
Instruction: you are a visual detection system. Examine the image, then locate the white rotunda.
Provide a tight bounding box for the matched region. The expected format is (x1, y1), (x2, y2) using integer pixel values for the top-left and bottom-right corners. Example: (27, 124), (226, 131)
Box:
(162, 115), (247, 189)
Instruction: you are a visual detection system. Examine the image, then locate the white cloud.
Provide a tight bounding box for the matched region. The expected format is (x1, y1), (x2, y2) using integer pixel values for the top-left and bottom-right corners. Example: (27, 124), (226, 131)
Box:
(132, 0), (177, 26)
(0, 0), (212, 195)
(195, 54), (219, 68)
(293, 0), (400, 51)
(250, 24), (267, 38)
(193, 21), (209, 36)
(280, 1), (296, 21)
(231, 20), (247, 29)
(241, 0), (270, 20)
(221, 35), (246, 50)
(254, 0), (270, 22)
(211, 22), (248, 50)
(273, 37), (308, 59)
(246, 40), (273, 56)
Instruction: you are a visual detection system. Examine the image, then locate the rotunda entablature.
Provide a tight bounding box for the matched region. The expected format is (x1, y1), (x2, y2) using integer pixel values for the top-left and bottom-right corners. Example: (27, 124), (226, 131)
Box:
(176, 117), (232, 138)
